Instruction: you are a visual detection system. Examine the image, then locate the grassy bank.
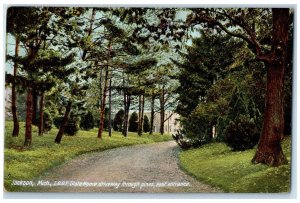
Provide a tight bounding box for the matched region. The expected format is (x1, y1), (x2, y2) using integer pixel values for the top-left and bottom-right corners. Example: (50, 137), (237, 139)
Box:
(4, 121), (172, 191)
(179, 137), (291, 193)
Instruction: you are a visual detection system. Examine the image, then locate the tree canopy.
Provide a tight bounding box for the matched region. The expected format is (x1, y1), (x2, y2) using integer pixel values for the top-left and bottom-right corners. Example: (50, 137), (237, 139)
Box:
(5, 7), (293, 167)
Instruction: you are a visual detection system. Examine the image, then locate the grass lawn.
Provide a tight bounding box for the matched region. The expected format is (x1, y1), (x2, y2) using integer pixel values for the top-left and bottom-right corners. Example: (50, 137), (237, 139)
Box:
(179, 137), (291, 193)
(4, 121), (172, 191)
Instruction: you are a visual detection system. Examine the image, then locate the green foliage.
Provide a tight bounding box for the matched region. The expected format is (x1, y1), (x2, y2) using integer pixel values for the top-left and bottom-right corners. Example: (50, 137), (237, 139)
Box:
(4, 121), (172, 191)
(224, 116), (260, 151)
(16, 91), (27, 121)
(80, 111), (94, 131)
(206, 78), (235, 141)
(113, 109), (124, 132)
(7, 7), (52, 40)
(6, 7), (76, 88)
(177, 98), (225, 149)
(176, 107), (216, 149)
(180, 104), (214, 141)
(53, 116), (63, 129)
(215, 86), (250, 142)
(128, 111), (138, 132)
(173, 32), (259, 149)
(227, 87), (249, 121)
(174, 32), (243, 117)
(143, 115), (150, 133)
(215, 117), (229, 142)
(218, 85), (262, 150)
(64, 113), (80, 136)
(93, 107), (110, 129)
(53, 114), (79, 136)
(179, 137), (291, 192)
(177, 69), (265, 150)
(104, 107), (110, 130)
(43, 110), (52, 132)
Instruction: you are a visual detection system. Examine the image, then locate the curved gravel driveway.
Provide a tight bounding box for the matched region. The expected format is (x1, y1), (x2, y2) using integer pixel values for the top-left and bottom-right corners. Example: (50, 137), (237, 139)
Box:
(34, 141), (222, 193)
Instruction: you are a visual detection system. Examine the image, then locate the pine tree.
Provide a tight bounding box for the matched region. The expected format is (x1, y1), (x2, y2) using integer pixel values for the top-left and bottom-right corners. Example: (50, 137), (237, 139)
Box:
(113, 109), (124, 132)
(227, 87), (249, 121)
(6, 7), (76, 145)
(80, 111), (94, 131)
(54, 83), (89, 144)
(128, 111), (138, 132)
(143, 115), (150, 133)
(173, 32), (243, 117)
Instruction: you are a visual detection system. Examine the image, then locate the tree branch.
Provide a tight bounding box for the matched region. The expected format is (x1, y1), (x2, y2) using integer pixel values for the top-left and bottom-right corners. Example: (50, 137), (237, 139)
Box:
(198, 9), (272, 63)
(163, 112), (174, 123)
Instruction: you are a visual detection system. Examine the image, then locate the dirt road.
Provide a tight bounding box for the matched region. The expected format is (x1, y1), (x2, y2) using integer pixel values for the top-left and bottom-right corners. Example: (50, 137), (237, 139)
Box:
(32, 141), (222, 193)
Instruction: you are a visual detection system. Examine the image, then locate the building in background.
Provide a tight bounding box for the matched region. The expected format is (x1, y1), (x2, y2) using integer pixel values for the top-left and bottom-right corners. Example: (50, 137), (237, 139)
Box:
(5, 87), (12, 119)
(144, 111), (180, 134)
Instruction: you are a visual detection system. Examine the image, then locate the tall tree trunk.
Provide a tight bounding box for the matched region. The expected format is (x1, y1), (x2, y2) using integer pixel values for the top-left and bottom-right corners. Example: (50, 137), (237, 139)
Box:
(55, 101), (72, 144)
(108, 78), (112, 137)
(97, 67), (109, 139)
(98, 66), (103, 123)
(12, 36), (19, 137)
(38, 91), (44, 136)
(149, 91), (155, 135)
(32, 89), (38, 126)
(24, 88), (33, 146)
(122, 92), (127, 137)
(122, 93), (131, 137)
(137, 94), (142, 136)
(23, 43), (39, 146)
(98, 40), (111, 138)
(160, 85), (165, 135)
(141, 93), (145, 134)
(252, 8), (289, 166)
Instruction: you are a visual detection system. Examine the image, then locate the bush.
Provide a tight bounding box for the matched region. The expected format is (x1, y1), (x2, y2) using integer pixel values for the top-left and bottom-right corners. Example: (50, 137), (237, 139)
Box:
(53, 115), (79, 136)
(143, 115), (150, 133)
(80, 111), (94, 131)
(224, 116), (260, 151)
(43, 110), (52, 132)
(128, 111), (138, 132)
(113, 109), (124, 131)
(53, 116), (63, 129)
(64, 119), (79, 136)
(172, 129), (207, 150)
(65, 113), (80, 136)
(94, 117), (100, 128)
(177, 106), (213, 148)
(215, 116), (229, 142)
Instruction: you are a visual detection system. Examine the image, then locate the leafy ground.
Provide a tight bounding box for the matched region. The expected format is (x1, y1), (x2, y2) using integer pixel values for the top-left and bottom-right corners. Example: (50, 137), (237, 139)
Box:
(179, 137), (291, 193)
(4, 121), (172, 191)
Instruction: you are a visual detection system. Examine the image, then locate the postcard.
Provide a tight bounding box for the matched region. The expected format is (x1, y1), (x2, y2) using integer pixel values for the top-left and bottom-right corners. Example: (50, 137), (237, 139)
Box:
(4, 6), (293, 194)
